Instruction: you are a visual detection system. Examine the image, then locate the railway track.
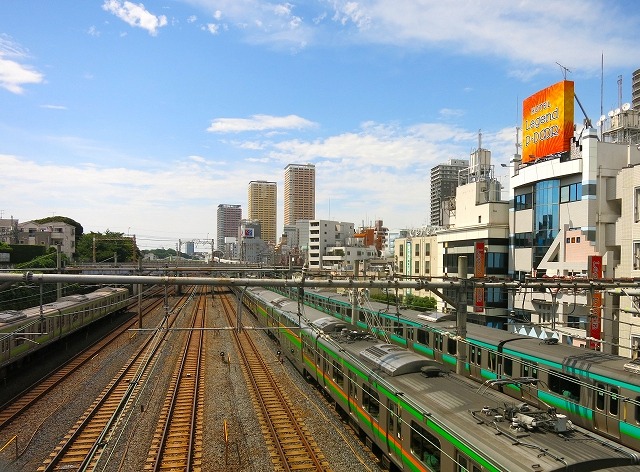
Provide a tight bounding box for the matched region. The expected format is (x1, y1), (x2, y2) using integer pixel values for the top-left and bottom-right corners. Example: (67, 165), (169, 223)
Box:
(0, 286), (168, 431)
(144, 287), (206, 471)
(219, 288), (331, 472)
(37, 287), (197, 472)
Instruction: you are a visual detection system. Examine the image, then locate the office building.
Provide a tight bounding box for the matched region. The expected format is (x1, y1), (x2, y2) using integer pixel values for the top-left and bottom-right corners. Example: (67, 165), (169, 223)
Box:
(216, 204), (242, 258)
(248, 181), (277, 244)
(430, 159), (469, 226)
(284, 163), (315, 226)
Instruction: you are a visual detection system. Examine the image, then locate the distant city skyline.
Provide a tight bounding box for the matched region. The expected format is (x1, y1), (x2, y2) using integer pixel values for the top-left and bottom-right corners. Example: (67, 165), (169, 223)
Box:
(1, 1), (639, 249)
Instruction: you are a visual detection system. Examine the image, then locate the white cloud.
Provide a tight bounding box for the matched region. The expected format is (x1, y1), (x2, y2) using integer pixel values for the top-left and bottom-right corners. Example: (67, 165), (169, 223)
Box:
(204, 23), (220, 34)
(207, 114), (317, 133)
(0, 35), (44, 94)
(102, 0), (168, 36)
(41, 104), (68, 110)
(87, 26), (101, 37)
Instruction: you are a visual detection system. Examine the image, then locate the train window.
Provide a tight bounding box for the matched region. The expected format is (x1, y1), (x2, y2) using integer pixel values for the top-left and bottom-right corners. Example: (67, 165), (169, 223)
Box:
(503, 356), (513, 376)
(488, 352), (497, 372)
(435, 334), (443, 351)
(596, 383), (605, 410)
(410, 421), (441, 471)
(610, 387), (619, 416)
(457, 452), (481, 472)
(417, 329), (429, 345)
(332, 360), (344, 388)
(635, 396), (640, 424)
(472, 347), (481, 366)
(394, 322), (403, 336)
(407, 326), (413, 341)
(447, 337), (456, 355)
(362, 384), (380, 418)
(548, 372), (580, 402)
(523, 362), (537, 379)
(348, 372), (358, 405)
(388, 401), (397, 437)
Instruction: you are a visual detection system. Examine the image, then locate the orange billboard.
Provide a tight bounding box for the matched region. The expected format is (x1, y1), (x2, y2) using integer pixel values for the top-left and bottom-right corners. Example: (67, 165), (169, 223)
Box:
(522, 80), (574, 164)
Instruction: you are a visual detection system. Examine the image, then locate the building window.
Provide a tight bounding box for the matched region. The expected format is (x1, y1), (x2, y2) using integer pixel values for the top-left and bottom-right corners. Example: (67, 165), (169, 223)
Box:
(634, 242), (640, 270)
(399, 245), (403, 257)
(415, 243), (420, 256)
(424, 262), (430, 274)
(415, 261), (420, 273)
(534, 179), (560, 268)
(515, 192), (533, 211)
(514, 232), (533, 248)
(560, 182), (582, 203)
(635, 187), (640, 223)
(425, 243), (430, 256)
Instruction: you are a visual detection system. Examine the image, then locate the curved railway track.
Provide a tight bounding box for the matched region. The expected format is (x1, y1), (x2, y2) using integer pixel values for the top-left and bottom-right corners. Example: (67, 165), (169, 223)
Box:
(219, 288), (331, 472)
(0, 286), (168, 431)
(144, 287), (206, 471)
(37, 287), (197, 472)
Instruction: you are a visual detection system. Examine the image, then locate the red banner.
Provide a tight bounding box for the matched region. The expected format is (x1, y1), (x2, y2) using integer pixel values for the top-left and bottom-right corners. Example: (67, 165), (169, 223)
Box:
(474, 242), (485, 278)
(474, 287), (484, 313)
(588, 255), (603, 349)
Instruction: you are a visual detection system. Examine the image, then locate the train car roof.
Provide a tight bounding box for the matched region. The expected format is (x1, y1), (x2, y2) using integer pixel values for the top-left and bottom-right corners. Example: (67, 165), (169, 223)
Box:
(320, 332), (640, 471)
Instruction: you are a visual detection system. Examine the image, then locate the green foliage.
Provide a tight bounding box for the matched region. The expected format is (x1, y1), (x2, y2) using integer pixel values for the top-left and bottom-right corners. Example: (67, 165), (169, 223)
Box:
(0, 242), (12, 252)
(403, 293), (438, 312)
(15, 250), (68, 269)
(0, 283), (83, 311)
(5, 245), (47, 264)
(76, 230), (139, 263)
(370, 291), (401, 304)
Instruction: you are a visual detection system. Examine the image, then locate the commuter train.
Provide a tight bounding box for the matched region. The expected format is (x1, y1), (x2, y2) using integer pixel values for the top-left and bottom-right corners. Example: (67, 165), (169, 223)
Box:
(239, 286), (640, 471)
(0, 286), (130, 369)
(268, 285), (640, 453)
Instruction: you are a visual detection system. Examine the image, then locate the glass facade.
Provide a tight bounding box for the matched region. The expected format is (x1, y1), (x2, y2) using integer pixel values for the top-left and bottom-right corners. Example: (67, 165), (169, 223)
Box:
(533, 179), (560, 269)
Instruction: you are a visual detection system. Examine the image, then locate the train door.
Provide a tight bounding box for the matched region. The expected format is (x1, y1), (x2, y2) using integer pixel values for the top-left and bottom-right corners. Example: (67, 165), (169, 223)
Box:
(348, 371), (358, 418)
(468, 344), (482, 381)
(594, 383), (621, 440)
(321, 351), (329, 390)
(386, 400), (403, 465)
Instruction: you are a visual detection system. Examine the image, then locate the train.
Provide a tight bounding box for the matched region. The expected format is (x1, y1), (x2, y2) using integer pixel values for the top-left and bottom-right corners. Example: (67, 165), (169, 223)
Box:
(238, 285), (640, 471)
(0, 286), (130, 369)
(265, 285), (640, 454)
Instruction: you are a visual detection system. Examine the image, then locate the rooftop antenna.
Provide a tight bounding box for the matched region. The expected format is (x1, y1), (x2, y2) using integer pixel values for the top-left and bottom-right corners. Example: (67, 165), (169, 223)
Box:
(556, 61), (593, 129)
(556, 61), (571, 80)
(478, 129), (482, 150)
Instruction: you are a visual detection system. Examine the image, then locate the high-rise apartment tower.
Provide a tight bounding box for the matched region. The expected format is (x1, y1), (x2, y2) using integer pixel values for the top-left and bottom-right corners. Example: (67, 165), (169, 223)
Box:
(216, 204), (242, 258)
(248, 181), (277, 244)
(430, 159), (469, 226)
(284, 163), (315, 226)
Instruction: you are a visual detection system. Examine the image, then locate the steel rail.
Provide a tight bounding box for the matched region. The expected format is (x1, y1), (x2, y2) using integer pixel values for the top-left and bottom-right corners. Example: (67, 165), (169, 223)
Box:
(220, 288), (329, 471)
(37, 288), (195, 472)
(0, 288), (167, 431)
(149, 288), (205, 471)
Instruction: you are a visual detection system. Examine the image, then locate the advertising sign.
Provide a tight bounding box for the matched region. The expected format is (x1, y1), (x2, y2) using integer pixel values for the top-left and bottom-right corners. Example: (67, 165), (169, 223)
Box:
(243, 228), (254, 238)
(474, 287), (484, 313)
(522, 80), (574, 164)
(588, 255), (603, 349)
(474, 242), (485, 278)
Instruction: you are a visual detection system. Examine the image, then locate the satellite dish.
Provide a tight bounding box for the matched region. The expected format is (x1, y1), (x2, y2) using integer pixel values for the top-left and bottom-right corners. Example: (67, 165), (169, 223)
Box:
(615, 108), (621, 115)
(623, 103), (631, 111)
(608, 110), (615, 117)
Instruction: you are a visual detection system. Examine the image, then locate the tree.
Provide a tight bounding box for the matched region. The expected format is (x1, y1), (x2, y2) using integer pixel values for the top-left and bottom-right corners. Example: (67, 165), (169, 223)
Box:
(76, 230), (139, 263)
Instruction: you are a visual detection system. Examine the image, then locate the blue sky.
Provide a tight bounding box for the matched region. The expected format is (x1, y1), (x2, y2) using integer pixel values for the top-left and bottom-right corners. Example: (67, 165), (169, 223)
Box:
(1, 1), (639, 250)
